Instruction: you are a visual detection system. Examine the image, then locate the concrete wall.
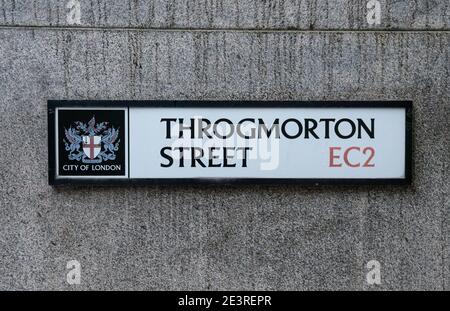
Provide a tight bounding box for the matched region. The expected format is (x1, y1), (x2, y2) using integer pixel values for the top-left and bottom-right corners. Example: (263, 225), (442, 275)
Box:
(0, 0), (448, 290)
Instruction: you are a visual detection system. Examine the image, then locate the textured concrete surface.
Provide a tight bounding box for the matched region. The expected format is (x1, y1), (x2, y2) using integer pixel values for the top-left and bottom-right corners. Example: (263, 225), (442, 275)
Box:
(0, 1), (449, 291)
(0, 0), (449, 29)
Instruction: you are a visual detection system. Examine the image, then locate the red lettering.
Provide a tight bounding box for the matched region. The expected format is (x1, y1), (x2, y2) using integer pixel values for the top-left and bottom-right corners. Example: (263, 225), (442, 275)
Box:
(344, 146), (361, 167)
(363, 147), (375, 167)
(329, 147), (342, 167)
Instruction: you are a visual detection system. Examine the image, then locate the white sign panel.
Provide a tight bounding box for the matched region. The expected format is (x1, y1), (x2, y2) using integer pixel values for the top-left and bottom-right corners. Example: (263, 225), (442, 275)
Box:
(48, 101), (412, 184)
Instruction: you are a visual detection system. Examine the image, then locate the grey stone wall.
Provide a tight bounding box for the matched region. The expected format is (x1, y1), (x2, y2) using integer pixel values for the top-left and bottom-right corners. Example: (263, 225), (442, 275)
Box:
(1, 0), (449, 29)
(0, 1), (448, 290)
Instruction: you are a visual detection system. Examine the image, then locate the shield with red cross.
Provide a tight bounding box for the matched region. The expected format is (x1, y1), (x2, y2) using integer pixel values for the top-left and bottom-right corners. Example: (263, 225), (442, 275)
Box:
(82, 135), (101, 159)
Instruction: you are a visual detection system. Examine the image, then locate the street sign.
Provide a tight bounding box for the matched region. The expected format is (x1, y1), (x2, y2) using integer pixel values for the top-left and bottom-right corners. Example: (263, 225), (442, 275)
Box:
(48, 101), (412, 185)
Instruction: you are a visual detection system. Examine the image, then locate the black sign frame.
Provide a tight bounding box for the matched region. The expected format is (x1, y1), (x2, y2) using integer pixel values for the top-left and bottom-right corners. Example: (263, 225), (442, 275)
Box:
(48, 100), (413, 186)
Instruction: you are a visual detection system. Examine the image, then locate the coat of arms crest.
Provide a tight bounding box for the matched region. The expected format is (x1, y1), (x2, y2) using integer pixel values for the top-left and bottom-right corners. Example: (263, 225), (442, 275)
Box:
(63, 116), (120, 164)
